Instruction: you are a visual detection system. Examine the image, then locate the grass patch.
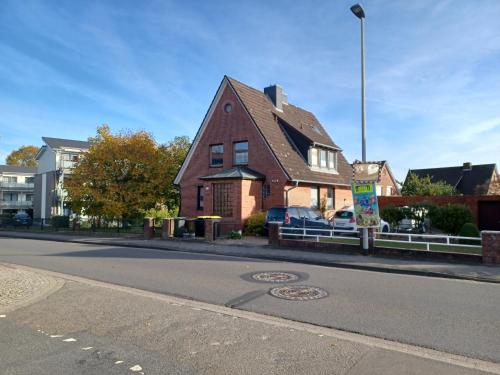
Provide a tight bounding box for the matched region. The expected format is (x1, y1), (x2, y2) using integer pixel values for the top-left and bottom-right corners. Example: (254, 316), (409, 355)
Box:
(374, 240), (481, 255)
(320, 237), (359, 245)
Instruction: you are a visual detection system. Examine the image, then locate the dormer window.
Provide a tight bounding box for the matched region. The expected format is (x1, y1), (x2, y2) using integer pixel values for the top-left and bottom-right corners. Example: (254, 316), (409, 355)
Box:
(309, 147), (337, 173)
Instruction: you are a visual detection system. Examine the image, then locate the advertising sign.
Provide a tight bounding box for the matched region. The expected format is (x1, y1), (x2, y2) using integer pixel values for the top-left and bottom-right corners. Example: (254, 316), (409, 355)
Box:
(351, 183), (380, 228)
(352, 161), (382, 183)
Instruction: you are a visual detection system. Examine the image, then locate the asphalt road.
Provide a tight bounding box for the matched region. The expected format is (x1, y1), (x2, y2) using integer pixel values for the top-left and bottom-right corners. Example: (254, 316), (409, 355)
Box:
(1, 237), (499, 363)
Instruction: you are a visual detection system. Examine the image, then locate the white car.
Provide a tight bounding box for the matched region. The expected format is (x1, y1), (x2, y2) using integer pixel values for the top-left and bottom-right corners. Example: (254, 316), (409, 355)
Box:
(332, 208), (390, 233)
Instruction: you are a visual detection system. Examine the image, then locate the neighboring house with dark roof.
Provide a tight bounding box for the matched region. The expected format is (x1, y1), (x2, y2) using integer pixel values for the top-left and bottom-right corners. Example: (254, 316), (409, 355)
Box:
(34, 137), (90, 219)
(174, 76), (353, 233)
(405, 162), (500, 195)
(0, 165), (36, 216)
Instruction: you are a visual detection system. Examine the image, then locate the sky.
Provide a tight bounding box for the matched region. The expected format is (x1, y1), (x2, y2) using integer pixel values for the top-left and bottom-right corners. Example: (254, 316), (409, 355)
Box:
(0, 0), (499, 180)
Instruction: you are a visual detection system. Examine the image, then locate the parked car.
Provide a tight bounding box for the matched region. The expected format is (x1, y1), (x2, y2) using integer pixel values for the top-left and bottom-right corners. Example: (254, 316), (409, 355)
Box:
(332, 208), (390, 233)
(13, 212), (33, 228)
(265, 206), (332, 231)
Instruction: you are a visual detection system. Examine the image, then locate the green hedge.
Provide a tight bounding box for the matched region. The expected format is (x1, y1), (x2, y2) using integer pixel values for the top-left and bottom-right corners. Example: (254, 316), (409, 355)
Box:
(52, 216), (70, 229)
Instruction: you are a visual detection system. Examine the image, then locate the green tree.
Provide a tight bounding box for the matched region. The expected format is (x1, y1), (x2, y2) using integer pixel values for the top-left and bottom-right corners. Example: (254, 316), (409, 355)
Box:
(6, 145), (39, 168)
(65, 125), (189, 222)
(401, 173), (457, 196)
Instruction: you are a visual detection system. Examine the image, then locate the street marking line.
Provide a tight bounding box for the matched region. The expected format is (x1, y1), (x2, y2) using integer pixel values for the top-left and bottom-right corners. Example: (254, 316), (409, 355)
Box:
(8, 262), (500, 375)
(81, 347), (93, 350)
(0, 314), (6, 318)
(63, 338), (77, 342)
(114, 360), (124, 364)
(50, 335), (63, 338)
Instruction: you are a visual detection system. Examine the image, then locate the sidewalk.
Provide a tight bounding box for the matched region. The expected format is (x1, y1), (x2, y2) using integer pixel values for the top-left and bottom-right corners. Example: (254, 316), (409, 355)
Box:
(1, 231), (499, 283)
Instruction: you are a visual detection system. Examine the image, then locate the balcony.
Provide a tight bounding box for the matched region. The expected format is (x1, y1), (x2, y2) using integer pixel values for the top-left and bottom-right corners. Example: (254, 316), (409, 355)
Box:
(0, 200), (33, 208)
(0, 182), (35, 190)
(57, 160), (76, 170)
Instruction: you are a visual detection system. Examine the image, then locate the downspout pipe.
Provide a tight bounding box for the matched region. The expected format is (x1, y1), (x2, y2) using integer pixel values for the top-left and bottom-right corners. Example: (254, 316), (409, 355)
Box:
(285, 180), (299, 207)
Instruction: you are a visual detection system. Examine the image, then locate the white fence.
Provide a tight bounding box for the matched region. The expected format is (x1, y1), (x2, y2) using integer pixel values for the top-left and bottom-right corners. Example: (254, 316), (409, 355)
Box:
(279, 226), (482, 252)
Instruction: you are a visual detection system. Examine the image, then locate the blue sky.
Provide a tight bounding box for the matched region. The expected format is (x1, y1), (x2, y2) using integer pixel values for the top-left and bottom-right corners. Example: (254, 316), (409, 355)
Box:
(0, 0), (499, 180)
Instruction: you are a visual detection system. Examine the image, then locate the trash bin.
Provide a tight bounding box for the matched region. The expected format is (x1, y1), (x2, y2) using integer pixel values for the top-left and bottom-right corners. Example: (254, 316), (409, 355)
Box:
(173, 217), (186, 237)
(195, 218), (205, 237)
(186, 219), (196, 235)
(213, 221), (221, 240)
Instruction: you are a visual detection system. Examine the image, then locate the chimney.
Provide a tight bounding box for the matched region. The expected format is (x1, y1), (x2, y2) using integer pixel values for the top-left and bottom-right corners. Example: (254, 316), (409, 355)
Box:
(264, 84), (287, 111)
(463, 162), (472, 171)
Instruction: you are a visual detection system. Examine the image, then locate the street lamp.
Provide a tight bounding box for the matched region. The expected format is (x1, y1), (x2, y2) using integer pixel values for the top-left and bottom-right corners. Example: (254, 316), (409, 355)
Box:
(351, 3), (369, 254)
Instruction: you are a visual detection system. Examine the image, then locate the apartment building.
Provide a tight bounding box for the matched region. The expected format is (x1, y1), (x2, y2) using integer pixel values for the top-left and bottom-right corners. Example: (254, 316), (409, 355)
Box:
(0, 165), (36, 217)
(34, 137), (90, 219)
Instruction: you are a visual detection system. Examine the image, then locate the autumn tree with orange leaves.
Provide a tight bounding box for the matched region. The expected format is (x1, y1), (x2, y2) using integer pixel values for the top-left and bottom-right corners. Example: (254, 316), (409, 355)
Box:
(65, 125), (189, 222)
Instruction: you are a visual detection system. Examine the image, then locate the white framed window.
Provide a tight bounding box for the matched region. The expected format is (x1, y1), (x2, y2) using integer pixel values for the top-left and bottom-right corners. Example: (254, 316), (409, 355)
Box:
(310, 148), (318, 166)
(327, 186), (334, 209)
(310, 186), (319, 208)
(320, 150), (327, 168)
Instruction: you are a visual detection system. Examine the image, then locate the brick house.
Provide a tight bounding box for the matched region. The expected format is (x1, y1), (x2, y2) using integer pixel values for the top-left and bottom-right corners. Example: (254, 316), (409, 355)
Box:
(376, 161), (400, 196)
(174, 76), (353, 233)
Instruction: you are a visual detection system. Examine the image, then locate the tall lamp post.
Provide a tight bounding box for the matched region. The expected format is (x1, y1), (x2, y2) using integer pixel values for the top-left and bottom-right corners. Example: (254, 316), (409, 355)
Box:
(351, 3), (369, 254)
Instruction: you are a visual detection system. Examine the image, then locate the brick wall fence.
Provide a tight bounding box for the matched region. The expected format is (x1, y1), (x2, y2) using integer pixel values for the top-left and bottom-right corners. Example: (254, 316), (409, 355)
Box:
(378, 195), (500, 228)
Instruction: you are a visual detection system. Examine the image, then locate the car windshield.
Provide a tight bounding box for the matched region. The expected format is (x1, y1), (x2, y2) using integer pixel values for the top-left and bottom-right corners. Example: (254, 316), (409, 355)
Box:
(267, 208), (286, 221)
(334, 211), (353, 219)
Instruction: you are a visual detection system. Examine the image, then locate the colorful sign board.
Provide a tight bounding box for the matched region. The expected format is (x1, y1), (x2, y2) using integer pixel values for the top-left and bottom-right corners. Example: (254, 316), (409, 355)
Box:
(352, 161), (382, 183)
(351, 183), (380, 228)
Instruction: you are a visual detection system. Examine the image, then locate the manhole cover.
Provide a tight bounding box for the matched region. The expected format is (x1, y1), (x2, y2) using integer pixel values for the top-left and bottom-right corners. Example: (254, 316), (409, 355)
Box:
(251, 272), (300, 283)
(269, 285), (328, 301)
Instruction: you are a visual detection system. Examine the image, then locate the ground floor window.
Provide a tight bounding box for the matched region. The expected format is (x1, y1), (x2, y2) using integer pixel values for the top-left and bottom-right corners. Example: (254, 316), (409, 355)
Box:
(197, 186), (204, 210)
(310, 186), (319, 209)
(327, 186), (334, 209)
(263, 184), (271, 199)
(213, 183), (233, 217)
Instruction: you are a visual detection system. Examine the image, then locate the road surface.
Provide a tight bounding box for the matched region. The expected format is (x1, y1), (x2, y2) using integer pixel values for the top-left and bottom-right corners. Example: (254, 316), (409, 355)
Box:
(0, 237), (499, 363)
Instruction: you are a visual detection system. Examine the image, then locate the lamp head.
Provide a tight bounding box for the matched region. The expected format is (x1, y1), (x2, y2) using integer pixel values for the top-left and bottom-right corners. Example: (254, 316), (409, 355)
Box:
(350, 4), (365, 19)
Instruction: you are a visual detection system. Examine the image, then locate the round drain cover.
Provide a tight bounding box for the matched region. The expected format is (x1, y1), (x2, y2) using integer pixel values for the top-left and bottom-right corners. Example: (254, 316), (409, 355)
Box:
(251, 271), (300, 283)
(269, 285), (328, 301)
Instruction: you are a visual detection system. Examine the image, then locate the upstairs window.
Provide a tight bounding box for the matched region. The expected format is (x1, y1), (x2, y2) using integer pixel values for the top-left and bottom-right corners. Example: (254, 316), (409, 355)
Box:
(234, 141), (248, 165)
(309, 147), (337, 171)
(320, 149), (327, 168)
(328, 151), (337, 170)
(310, 148), (318, 167)
(210, 144), (224, 166)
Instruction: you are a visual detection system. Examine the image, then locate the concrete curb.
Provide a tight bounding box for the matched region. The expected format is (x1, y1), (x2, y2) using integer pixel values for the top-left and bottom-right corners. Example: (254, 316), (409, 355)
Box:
(1, 231), (499, 284)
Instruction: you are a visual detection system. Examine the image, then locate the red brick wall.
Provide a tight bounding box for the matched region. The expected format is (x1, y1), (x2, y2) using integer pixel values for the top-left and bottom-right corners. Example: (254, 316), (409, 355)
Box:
(241, 180), (263, 220)
(378, 195), (500, 226)
(179, 83), (287, 228)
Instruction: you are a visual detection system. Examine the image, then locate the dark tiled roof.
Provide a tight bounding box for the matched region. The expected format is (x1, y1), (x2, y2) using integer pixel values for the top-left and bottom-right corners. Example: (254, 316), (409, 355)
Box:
(0, 165), (37, 174)
(200, 166), (265, 180)
(407, 164), (497, 195)
(227, 77), (351, 186)
(42, 137), (90, 149)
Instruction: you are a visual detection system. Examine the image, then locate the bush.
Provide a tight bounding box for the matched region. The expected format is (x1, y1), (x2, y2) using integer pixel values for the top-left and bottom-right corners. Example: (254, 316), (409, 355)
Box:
(429, 204), (474, 235)
(243, 211), (266, 236)
(458, 223), (480, 245)
(380, 205), (406, 228)
(52, 215), (70, 229)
